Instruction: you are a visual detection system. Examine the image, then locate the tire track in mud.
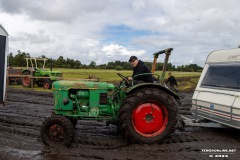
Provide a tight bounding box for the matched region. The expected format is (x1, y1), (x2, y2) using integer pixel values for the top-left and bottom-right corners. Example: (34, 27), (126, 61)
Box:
(0, 89), (53, 145)
(1, 88), (240, 160)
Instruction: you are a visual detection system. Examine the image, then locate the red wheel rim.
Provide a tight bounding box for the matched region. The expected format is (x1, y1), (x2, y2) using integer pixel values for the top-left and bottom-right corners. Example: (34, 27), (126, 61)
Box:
(23, 77), (30, 85)
(132, 103), (168, 137)
(49, 124), (65, 142)
(44, 83), (49, 89)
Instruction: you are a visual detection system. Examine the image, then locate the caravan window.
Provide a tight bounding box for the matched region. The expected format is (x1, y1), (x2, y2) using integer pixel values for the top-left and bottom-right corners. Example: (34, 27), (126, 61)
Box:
(201, 64), (240, 90)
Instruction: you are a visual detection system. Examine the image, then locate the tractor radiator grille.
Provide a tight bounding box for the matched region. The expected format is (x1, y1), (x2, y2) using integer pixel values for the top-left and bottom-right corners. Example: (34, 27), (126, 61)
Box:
(99, 93), (107, 105)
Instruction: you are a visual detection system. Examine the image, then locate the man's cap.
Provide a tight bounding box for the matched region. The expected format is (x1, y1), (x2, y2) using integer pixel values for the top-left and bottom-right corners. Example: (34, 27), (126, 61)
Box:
(129, 56), (138, 62)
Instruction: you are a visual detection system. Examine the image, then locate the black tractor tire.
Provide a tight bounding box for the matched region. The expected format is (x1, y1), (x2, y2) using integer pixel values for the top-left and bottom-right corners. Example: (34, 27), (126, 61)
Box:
(40, 115), (75, 147)
(67, 117), (78, 128)
(43, 79), (52, 89)
(119, 87), (178, 144)
(21, 71), (32, 87)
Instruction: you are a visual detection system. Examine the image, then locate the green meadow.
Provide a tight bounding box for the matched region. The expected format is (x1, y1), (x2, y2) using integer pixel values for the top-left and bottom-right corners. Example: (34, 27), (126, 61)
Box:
(57, 68), (200, 80)
(8, 68), (201, 91)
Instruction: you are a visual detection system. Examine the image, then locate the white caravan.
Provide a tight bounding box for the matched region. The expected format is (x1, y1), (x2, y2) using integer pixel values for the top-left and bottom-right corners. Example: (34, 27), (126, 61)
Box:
(191, 48), (240, 129)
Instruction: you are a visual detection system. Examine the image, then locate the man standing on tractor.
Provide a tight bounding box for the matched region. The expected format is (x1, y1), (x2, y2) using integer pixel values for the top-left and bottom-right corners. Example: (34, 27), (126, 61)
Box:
(128, 56), (154, 83)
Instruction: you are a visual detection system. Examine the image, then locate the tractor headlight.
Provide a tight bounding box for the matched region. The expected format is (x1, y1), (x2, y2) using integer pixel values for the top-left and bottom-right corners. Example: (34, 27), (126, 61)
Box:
(63, 98), (70, 105)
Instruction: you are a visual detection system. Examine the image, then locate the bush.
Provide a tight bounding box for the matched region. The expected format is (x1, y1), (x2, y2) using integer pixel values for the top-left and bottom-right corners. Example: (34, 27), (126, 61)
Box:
(115, 65), (123, 70)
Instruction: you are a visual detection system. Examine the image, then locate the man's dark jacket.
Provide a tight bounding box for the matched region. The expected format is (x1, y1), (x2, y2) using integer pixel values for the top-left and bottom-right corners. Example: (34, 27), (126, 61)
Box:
(132, 60), (153, 83)
(166, 76), (178, 86)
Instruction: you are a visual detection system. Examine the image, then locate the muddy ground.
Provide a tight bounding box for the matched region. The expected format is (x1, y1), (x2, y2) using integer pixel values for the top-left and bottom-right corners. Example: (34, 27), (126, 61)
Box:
(0, 88), (239, 160)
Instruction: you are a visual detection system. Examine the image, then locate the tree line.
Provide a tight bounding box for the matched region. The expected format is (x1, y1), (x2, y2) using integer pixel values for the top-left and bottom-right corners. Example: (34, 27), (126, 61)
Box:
(8, 50), (203, 72)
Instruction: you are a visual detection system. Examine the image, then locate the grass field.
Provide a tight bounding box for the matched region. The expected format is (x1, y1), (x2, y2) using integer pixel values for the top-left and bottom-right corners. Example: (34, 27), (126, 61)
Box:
(8, 68), (201, 91)
(57, 68), (201, 81)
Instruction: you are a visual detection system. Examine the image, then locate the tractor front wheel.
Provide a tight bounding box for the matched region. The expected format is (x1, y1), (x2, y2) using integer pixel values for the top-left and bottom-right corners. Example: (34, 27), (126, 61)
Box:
(21, 71), (31, 87)
(43, 79), (52, 89)
(119, 87), (178, 144)
(40, 115), (75, 147)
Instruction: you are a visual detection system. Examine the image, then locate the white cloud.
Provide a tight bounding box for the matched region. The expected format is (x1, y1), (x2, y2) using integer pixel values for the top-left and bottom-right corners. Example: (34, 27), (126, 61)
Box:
(131, 1), (146, 11)
(102, 44), (145, 57)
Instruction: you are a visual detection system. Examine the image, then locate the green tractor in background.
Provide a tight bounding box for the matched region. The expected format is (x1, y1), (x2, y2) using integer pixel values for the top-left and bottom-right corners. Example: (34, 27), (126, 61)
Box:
(40, 48), (180, 146)
(21, 58), (62, 89)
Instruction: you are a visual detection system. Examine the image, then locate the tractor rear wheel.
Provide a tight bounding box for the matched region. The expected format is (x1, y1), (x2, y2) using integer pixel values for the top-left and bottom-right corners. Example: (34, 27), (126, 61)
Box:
(21, 71), (32, 87)
(43, 79), (52, 89)
(119, 87), (178, 144)
(40, 115), (75, 147)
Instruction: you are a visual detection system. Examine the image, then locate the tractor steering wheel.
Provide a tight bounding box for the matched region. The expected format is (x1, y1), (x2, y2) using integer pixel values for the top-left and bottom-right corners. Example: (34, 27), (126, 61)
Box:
(117, 73), (128, 81)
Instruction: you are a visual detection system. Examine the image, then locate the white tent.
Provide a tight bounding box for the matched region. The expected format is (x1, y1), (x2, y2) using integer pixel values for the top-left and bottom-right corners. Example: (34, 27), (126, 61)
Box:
(0, 24), (8, 105)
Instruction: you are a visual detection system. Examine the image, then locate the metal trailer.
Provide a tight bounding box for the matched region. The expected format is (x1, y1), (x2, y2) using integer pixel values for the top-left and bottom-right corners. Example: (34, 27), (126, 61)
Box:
(0, 24), (8, 105)
(182, 48), (240, 129)
(7, 67), (22, 85)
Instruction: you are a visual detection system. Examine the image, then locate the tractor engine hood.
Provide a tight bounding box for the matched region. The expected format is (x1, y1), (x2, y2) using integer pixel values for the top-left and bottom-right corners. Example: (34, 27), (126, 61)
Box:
(52, 80), (115, 91)
(39, 70), (62, 74)
(44, 70), (61, 73)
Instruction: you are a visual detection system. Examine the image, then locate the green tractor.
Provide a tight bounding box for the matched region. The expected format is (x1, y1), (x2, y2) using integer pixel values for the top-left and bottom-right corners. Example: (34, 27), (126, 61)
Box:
(21, 58), (62, 89)
(40, 48), (180, 146)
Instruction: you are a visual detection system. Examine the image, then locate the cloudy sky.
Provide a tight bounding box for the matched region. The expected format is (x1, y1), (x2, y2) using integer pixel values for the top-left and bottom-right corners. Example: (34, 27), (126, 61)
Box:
(0, 0), (240, 66)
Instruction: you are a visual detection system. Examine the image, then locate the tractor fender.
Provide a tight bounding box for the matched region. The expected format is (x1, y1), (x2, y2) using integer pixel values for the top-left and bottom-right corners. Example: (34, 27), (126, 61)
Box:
(21, 69), (31, 74)
(126, 83), (180, 103)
